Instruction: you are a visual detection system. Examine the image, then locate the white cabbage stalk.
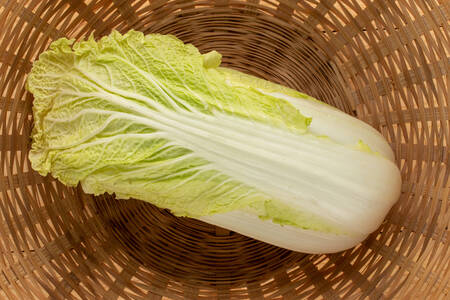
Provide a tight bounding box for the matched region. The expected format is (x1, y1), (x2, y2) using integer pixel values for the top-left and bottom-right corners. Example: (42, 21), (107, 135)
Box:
(27, 30), (401, 254)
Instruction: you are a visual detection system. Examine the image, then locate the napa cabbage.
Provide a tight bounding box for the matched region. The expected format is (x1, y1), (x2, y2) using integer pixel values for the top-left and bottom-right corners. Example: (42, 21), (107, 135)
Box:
(27, 30), (401, 253)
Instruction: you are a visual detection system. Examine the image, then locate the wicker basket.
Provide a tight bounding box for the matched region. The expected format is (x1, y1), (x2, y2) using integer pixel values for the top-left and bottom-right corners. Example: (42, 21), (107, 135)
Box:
(0, 0), (448, 299)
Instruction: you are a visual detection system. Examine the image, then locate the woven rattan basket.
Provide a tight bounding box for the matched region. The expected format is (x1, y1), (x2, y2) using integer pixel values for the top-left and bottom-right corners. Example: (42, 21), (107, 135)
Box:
(1, 0), (448, 299)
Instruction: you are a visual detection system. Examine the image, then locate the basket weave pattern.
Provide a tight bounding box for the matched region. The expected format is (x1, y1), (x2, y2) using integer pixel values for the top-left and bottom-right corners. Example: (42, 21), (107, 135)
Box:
(0, 0), (448, 299)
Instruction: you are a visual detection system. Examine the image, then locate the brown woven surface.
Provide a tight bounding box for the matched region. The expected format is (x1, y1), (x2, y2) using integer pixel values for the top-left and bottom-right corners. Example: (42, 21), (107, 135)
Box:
(0, 0), (448, 299)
